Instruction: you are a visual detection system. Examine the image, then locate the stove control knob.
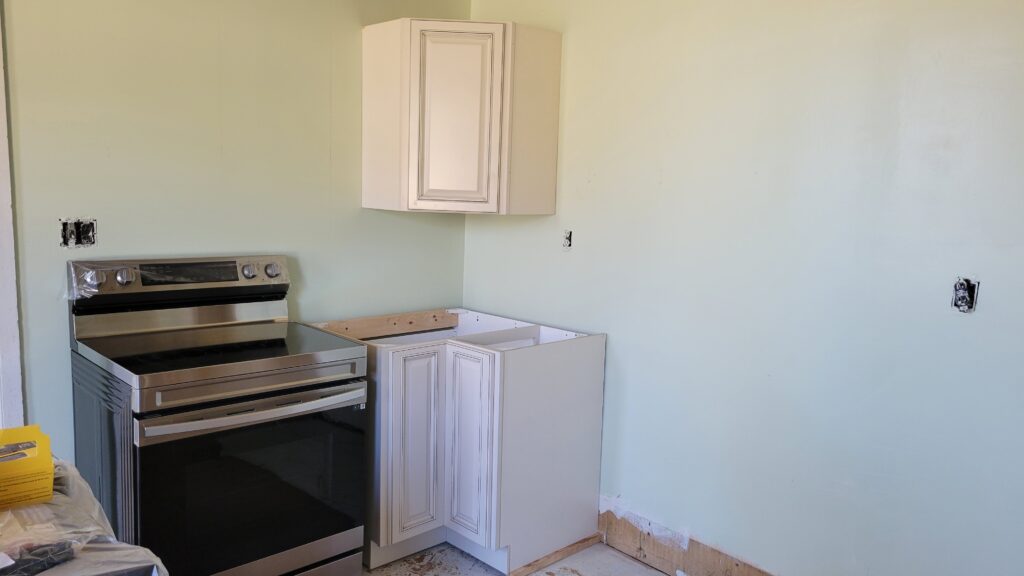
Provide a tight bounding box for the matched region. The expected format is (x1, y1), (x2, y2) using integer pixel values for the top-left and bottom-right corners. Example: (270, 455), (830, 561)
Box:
(115, 268), (136, 287)
(264, 262), (282, 278)
(83, 269), (107, 289)
(241, 264), (258, 279)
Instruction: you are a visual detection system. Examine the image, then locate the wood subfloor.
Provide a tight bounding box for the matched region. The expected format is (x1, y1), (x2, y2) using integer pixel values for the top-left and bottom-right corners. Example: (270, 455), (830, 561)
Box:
(365, 543), (663, 576)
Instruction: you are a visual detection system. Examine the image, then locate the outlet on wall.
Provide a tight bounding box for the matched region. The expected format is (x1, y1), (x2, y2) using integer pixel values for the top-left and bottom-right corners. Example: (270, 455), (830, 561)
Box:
(59, 218), (97, 248)
(952, 277), (979, 313)
(562, 229), (573, 251)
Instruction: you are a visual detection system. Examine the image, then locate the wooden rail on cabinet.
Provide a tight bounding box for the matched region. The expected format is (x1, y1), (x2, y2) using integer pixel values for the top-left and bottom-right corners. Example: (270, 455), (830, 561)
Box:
(312, 308), (459, 341)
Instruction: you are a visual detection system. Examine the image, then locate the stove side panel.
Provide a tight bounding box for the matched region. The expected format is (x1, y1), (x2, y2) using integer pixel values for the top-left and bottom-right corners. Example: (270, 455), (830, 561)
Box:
(71, 351), (137, 543)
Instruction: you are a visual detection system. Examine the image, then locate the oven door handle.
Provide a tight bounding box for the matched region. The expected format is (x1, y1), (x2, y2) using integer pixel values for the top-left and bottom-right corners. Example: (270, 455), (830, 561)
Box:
(137, 387), (366, 445)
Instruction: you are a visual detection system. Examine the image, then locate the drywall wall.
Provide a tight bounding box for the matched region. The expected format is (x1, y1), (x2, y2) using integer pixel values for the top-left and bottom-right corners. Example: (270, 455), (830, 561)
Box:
(465, 1), (1024, 575)
(5, 0), (470, 460)
(0, 10), (24, 430)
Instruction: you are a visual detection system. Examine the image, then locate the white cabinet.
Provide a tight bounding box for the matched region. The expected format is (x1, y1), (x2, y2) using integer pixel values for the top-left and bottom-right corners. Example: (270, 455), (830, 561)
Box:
(389, 345), (445, 544)
(444, 345), (496, 548)
(362, 19), (562, 215)
(362, 310), (606, 575)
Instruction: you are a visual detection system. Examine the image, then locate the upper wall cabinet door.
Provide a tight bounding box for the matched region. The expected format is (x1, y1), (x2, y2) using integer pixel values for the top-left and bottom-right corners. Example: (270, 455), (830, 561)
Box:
(362, 18), (562, 215)
(408, 21), (504, 213)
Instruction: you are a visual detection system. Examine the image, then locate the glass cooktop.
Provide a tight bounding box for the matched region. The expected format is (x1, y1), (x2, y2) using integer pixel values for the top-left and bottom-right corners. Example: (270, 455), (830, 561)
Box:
(76, 322), (365, 387)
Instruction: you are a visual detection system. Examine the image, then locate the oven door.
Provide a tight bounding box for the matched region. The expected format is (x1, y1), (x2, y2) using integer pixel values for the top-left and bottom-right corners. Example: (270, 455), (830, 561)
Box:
(133, 381), (367, 576)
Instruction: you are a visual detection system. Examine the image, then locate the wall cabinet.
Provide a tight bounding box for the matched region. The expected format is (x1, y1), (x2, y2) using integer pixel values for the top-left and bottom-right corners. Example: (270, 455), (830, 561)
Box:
(363, 19), (562, 215)
(362, 310), (605, 574)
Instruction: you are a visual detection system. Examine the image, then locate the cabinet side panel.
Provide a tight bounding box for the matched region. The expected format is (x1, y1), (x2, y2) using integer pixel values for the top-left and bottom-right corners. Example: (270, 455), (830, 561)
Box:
(498, 334), (606, 571)
(362, 20), (405, 211)
(506, 26), (561, 215)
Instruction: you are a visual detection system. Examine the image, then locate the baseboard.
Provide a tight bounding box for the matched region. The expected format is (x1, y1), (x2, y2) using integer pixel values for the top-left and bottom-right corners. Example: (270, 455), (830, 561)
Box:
(509, 533), (601, 576)
(598, 511), (772, 576)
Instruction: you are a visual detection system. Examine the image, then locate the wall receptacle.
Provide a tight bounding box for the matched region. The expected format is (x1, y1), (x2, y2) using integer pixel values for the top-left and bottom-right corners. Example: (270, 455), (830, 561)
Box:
(562, 229), (573, 251)
(952, 277), (979, 313)
(59, 218), (97, 248)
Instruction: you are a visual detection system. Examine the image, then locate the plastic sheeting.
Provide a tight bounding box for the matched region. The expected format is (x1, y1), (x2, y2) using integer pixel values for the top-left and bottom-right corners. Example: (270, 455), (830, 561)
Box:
(65, 262), (133, 300)
(0, 461), (166, 576)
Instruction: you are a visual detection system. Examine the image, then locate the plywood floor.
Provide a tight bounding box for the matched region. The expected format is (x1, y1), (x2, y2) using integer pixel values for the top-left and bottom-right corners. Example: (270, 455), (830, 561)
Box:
(365, 543), (663, 576)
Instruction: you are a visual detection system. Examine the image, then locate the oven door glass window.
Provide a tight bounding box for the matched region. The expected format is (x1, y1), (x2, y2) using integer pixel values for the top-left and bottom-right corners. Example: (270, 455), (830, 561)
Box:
(136, 402), (366, 576)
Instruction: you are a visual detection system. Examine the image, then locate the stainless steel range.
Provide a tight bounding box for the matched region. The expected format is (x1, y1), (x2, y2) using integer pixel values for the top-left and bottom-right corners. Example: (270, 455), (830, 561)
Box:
(68, 256), (367, 576)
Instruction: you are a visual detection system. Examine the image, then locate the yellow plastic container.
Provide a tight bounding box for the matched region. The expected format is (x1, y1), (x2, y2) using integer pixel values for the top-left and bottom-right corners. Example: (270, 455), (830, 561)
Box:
(0, 425), (53, 508)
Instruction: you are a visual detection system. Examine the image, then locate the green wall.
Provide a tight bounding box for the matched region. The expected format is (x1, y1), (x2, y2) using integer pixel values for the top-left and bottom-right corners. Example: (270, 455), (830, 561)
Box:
(5, 0), (470, 460)
(10, 1), (1024, 574)
(465, 1), (1024, 575)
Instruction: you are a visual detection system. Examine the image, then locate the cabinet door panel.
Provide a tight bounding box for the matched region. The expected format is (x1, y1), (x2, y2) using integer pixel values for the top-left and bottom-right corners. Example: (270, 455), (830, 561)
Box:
(409, 21), (504, 213)
(444, 345), (496, 547)
(390, 345), (445, 543)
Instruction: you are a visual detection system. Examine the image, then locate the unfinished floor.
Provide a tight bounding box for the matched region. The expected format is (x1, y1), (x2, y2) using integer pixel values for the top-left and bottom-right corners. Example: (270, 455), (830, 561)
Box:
(364, 543), (662, 576)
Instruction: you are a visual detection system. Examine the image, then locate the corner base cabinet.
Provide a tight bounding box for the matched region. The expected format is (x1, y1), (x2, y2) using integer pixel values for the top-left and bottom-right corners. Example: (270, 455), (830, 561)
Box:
(362, 19), (562, 215)
(354, 309), (605, 574)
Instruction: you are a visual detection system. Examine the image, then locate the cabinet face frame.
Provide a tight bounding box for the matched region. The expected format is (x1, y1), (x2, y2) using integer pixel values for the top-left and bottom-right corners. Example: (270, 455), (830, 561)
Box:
(408, 20), (506, 213)
(444, 344), (498, 547)
(389, 344), (447, 544)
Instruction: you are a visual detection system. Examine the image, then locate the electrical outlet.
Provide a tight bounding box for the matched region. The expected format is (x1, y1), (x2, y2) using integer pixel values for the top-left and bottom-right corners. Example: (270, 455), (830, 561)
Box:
(59, 218), (97, 248)
(562, 229), (573, 251)
(952, 277), (979, 313)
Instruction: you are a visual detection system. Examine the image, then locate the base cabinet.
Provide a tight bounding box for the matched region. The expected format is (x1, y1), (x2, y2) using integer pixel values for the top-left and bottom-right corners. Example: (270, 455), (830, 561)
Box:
(364, 310), (605, 574)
